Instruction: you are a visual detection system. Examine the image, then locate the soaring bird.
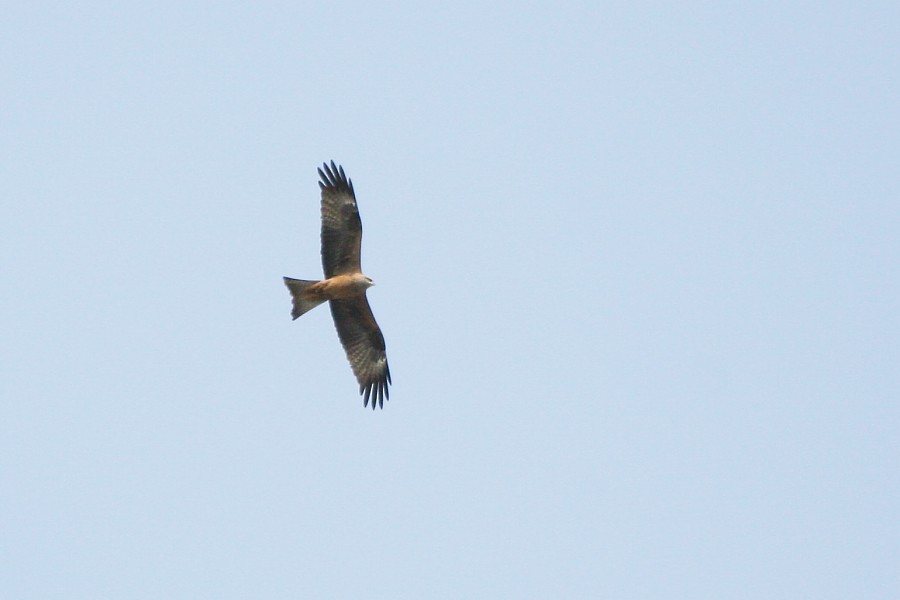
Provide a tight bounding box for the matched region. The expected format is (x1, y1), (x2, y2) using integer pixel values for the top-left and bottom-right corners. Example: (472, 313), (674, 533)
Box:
(283, 162), (391, 409)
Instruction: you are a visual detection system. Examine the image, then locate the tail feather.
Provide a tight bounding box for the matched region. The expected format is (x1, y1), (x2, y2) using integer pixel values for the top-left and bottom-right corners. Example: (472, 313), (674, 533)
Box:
(283, 277), (327, 319)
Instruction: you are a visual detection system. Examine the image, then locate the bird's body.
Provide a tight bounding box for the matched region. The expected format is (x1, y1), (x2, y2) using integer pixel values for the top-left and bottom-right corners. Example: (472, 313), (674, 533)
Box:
(283, 162), (391, 409)
(314, 273), (375, 299)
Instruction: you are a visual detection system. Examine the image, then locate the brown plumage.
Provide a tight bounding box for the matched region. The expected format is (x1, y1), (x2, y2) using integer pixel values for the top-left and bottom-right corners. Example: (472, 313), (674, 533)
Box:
(283, 162), (391, 409)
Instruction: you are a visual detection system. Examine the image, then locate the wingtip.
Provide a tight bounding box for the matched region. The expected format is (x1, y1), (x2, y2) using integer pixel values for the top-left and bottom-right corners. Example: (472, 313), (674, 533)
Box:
(318, 160), (353, 195)
(361, 381), (388, 410)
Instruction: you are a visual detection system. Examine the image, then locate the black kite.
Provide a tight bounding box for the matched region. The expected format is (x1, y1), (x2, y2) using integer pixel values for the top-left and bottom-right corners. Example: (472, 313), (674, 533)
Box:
(283, 162), (391, 409)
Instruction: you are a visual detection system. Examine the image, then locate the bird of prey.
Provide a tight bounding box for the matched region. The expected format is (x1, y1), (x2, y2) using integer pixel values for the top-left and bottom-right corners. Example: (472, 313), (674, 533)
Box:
(283, 161), (392, 409)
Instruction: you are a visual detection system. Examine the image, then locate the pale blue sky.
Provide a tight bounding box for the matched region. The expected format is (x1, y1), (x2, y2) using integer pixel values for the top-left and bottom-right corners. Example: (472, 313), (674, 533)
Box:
(2, 2), (898, 598)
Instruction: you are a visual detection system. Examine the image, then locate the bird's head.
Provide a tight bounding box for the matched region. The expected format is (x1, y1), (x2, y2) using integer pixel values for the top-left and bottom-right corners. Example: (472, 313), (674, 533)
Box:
(352, 273), (375, 290)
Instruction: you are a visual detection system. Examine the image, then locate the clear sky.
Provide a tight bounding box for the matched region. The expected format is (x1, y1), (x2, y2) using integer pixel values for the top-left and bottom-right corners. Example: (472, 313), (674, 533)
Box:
(2, 2), (898, 598)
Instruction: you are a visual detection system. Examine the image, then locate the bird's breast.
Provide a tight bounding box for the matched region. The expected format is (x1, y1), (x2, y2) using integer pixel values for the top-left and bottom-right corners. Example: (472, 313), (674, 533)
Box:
(317, 274), (366, 299)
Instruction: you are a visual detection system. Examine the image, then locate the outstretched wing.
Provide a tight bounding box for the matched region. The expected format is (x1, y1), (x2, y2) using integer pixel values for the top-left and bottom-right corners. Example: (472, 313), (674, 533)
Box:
(319, 161), (362, 278)
(329, 296), (391, 409)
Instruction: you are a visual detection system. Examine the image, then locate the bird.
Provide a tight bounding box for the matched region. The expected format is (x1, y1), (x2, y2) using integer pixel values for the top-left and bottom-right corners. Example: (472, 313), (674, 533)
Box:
(283, 161), (392, 409)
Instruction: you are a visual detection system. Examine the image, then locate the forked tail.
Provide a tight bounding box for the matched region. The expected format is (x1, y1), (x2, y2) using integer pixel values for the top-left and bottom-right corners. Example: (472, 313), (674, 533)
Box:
(283, 277), (327, 320)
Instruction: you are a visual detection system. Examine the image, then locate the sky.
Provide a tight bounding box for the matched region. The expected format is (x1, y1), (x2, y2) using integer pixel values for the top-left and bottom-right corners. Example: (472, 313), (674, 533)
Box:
(1, 2), (898, 598)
